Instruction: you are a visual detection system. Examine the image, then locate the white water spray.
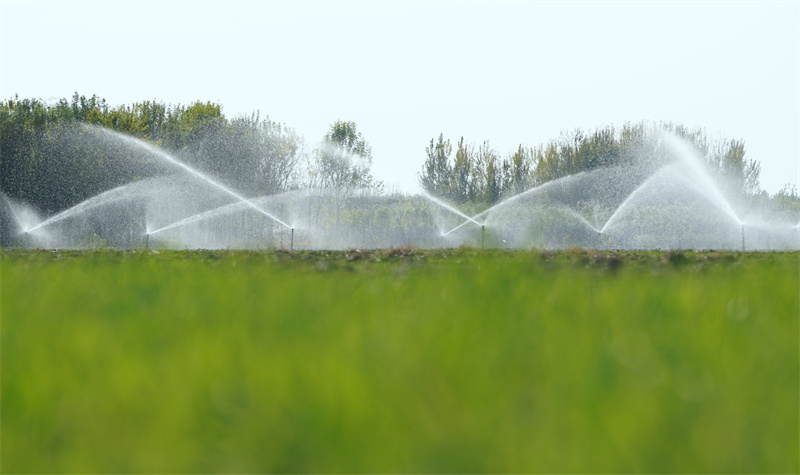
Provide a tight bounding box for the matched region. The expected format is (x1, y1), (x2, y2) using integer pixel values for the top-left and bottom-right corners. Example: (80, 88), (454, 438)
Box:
(26, 182), (136, 233)
(94, 126), (292, 230)
(659, 131), (741, 225)
(149, 197), (288, 236)
(421, 192), (481, 226)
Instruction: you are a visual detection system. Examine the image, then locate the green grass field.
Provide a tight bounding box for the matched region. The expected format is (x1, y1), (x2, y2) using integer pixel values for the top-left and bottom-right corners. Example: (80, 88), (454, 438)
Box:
(1, 249), (798, 473)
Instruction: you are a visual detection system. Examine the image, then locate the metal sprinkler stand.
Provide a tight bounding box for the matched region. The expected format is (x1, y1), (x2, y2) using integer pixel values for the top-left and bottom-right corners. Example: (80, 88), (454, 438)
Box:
(290, 227), (294, 251)
(481, 225), (485, 249)
(145, 233), (150, 250)
(741, 224), (745, 252)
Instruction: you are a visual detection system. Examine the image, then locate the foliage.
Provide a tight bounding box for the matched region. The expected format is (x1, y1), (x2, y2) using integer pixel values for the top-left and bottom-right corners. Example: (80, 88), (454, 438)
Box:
(1, 249), (798, 472)
(419, 121), (766, 210)
(0, 93), (789, 241)
(758, 183), (800, 223)
(0, 94), (305, 219)
(179, 112), (304, 197)
(420, 134), (452, 199)
(308, 120), (382, 192)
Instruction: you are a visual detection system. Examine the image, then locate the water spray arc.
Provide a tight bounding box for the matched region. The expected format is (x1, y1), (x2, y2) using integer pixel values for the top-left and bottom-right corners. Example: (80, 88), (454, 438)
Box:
(437, 173), (606, 249)
(442, 219), (475, 238)
(97, 127), (292, 231)
(6, 128), (797, 251)
(25, 182), (138, 234)
(424, 192), (491, 249)
(423, 192), (482, 227)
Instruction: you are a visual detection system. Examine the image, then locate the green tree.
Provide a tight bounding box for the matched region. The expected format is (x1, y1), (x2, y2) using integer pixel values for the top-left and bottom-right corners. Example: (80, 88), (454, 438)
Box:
(162, 101), (225, 152)
(476, 141), (502, 204)
(452, 137), (473, 202)
(182, 112), (304, 196)
(0, 93), (308, 220)
(309, 120), (381, 192)
(508, 145), (534, 195)
(533, 142), (562, 184)
(710, 138), (760, 196)
(419, 134), (452, 199)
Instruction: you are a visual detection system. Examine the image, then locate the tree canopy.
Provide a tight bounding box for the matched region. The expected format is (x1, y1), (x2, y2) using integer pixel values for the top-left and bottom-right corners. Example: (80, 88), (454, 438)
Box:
(1, 93), (792, 234)
(418, 121), (764, 210)
(0, 94), (308, 215)
(308, 120), (382, 193)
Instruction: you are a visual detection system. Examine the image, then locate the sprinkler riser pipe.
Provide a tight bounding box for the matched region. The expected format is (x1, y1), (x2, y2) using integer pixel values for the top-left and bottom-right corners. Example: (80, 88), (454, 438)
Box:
(290, 228), (294, 251)
(481, 225), (485, 249)
(741, 224), (745, 252)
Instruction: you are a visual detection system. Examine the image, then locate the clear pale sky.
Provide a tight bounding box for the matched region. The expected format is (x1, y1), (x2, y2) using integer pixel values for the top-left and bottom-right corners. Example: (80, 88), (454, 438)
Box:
(1, 0), (797, 195)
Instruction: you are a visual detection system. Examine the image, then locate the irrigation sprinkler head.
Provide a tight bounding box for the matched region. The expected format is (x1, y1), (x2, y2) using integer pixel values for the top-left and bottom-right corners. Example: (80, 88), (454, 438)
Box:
(741, 223), (745, 252)
(290, 227), (294, 251)
(145, 233), (150, 250)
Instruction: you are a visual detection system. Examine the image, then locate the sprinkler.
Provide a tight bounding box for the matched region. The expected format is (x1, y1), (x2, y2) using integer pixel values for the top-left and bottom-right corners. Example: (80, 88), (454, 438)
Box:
(290, 227), (294, 251)
(145, 233), (150, 250)
(23, 231), (29, 249)
(741, 224), (745, 252)
(440, 233), (445, 249)
(481, 225), (485, 249)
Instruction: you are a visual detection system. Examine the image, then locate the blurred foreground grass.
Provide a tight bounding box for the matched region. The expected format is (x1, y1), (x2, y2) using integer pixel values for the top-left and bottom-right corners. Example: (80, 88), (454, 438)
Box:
(1, 249), (798, 473)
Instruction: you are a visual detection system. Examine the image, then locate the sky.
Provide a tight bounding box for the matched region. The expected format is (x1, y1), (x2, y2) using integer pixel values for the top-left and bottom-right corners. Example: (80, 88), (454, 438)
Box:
(1, 0), (798, 195)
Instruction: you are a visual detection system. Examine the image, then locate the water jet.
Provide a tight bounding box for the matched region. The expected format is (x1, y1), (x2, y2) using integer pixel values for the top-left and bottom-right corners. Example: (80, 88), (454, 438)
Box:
(3, 127), (795, 251)
(95, 127), (292, 231)
(25, 182), (140, 235)
(423, 192), (482, 226)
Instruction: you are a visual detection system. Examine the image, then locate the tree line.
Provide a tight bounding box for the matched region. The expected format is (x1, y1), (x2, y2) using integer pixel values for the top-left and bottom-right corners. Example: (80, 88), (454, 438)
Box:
(0, 93), (378, 216)
(419, 121), (763, 209)
(1, 93), (796, 224)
